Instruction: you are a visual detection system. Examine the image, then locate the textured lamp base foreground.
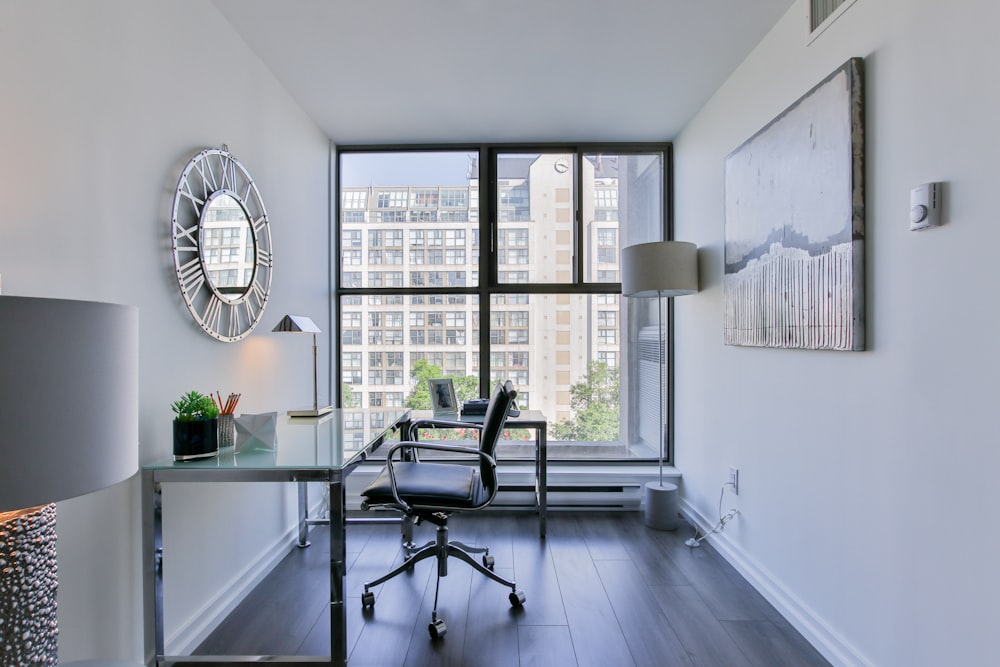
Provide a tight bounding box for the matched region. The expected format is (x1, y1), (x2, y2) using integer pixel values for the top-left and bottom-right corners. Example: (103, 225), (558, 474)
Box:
(0, 504), (59, 666)
(644, 481), (679, 531)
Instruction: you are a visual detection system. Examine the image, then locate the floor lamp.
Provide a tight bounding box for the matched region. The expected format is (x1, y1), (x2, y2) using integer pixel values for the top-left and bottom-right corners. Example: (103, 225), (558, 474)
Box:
(0, 296), (139, 666)
(621, 241), (698, 530)
(273, 314), (333, 417)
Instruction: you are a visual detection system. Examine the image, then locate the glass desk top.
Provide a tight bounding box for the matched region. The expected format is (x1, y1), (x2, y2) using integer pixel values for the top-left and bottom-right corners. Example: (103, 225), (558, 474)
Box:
(143, 408), (410, 472)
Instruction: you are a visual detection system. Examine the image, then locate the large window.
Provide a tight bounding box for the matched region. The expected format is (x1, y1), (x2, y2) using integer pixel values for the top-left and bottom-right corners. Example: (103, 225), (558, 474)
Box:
(336, 147), (671, 462)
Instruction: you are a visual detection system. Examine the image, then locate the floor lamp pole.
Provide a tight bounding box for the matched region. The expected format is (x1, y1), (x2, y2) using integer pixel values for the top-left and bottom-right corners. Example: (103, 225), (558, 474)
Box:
(311, 332), (319, 413)
(644, 292), (678, 530)
(658, 293), (665, 488)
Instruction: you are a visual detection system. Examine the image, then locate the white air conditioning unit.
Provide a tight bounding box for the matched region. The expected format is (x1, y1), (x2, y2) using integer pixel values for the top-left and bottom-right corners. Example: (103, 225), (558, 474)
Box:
(637, 325), (663, 448)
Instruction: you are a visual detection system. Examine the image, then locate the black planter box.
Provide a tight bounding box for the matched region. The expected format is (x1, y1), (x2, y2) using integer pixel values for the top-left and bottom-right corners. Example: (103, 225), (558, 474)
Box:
(173, 418), (218, 461)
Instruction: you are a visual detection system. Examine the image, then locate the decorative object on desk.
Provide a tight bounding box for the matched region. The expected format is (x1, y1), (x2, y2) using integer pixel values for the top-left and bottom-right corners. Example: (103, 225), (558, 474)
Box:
(170, 145), (273, 342)
(724, 57), (864, 351)
(428, 378), (458, 417)
(214, 392), (241, 449)
(218, 414), (236, 449)
(171, 390), (220, 461)
(461, 398), (490, 416)
(463, 397), (519, 418)
(234, 412), (278, 451)
(273, 314), (333, 417)
(0, 296), (138, 667)
(622, 241), (699, 531)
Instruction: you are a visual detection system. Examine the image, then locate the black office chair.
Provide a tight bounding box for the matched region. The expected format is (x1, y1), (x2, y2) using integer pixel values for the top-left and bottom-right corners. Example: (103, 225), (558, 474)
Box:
(360, 380), (525, 639)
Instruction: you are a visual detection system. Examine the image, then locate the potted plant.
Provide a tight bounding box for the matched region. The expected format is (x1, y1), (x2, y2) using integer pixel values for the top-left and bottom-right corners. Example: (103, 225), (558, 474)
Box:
(172, 390), (220, 461)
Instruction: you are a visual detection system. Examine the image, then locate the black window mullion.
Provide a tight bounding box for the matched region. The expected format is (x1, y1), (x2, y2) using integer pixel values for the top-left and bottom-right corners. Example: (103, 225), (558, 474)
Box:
(574, 149), (584, 287)
(479, 146), (494, 397)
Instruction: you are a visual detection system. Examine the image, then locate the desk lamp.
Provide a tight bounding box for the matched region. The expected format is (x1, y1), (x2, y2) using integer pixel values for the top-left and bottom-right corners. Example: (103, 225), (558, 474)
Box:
(273, 314), (332, 417)
(0, 296), (138, 666)
(621, 241), (698, 530)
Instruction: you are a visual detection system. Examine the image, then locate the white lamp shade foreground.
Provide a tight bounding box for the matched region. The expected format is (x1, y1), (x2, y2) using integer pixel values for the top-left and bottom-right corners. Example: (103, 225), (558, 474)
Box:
(0, 296), (139, 511)
(0, 295), (139, 666)
(620, 241), (698, 531)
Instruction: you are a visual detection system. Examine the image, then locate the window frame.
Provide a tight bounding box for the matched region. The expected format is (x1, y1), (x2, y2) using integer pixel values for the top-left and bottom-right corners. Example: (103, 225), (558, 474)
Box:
(333, 143), (676, 465)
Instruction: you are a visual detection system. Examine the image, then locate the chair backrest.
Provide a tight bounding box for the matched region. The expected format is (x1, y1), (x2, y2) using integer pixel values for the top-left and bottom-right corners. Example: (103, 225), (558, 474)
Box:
(477, 380), (517, 492)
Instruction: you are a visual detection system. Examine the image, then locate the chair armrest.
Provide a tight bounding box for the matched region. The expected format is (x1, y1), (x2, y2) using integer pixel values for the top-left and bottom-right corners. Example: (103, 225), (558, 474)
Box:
(385, 440), (493, 464)
(406, 418), (482, 441)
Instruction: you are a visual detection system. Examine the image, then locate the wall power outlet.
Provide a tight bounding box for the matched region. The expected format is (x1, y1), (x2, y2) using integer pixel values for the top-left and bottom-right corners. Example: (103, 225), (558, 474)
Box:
(728, 467), (739, 495)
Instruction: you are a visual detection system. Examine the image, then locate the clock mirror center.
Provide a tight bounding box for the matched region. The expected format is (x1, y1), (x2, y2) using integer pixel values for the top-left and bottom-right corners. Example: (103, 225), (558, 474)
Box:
(200, 190), (256, 303)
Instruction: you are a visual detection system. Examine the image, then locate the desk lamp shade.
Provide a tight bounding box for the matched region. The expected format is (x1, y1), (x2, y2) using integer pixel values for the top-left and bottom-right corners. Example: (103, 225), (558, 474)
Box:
(0, 296), (139, 665)
(273, 314), (332, 417)
(620, 241), (698, 531)
(272, 313), (321, 335)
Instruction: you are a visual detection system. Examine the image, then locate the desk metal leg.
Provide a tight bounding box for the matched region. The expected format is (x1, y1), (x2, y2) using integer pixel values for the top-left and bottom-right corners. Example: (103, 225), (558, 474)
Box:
(537, 425), (547, 538)
(329, 474), (347, 665)
(297, 481), (311, 548)
(141, 470), (164, 666)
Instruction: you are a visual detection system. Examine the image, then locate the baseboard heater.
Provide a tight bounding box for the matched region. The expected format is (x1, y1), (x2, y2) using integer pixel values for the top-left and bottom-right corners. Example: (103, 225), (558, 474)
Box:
(493, 484), (641, 509)
(344, 471), (644, 510)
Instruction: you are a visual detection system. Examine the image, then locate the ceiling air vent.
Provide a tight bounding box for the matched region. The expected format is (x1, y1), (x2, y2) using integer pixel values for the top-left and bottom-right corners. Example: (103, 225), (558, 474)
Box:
(808, 0), (857, 41)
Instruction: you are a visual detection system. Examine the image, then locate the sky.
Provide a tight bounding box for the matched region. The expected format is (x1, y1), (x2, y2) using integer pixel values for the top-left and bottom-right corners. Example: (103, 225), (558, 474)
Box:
(339, 151), (475, 188)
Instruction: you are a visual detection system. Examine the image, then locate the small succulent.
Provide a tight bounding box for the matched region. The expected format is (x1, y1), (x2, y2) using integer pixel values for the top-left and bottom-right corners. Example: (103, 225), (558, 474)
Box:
(171, 390), (220, 422)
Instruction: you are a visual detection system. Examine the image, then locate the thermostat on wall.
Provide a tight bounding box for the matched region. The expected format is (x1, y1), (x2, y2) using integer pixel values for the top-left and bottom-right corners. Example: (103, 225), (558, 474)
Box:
(910, 182), (941, 231)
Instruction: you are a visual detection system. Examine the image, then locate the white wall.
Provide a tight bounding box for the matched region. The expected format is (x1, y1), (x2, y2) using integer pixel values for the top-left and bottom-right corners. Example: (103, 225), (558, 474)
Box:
(673, 1), (1000, 665)
(0, 1), (331, 661)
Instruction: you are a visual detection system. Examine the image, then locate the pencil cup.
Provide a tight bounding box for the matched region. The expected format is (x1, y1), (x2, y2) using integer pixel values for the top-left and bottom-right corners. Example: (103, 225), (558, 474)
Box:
(218, 413), (236, 450)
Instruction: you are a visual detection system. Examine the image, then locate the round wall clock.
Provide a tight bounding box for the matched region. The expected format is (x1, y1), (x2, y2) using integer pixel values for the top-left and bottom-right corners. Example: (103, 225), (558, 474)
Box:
(170, 146), (273, 342)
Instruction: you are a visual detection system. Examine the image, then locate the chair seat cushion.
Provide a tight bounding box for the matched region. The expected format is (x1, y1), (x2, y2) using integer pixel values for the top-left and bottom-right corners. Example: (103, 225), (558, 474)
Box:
(362, 461), (488, 508)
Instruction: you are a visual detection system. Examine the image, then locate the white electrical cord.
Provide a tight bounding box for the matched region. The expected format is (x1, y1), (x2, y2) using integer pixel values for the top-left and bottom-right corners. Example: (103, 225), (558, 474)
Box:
(684, 483), (739, 548)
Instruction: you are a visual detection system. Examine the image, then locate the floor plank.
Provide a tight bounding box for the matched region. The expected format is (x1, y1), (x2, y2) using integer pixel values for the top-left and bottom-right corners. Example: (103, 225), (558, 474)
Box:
(518, 625), (577, 667)
(594, 558), (693, 666)
(547, 516), (637, 667)
(650, 584), (754, 667)
(721, 619), (831, 667)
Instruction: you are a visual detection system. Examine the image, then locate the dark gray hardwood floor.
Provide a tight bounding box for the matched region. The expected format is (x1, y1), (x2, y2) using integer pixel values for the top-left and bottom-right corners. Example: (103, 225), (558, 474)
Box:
(195, 511), (829, 666)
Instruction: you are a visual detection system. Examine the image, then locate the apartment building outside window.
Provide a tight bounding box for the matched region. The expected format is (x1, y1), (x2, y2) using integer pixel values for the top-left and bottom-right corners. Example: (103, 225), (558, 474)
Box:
(336, 146), (672, 463)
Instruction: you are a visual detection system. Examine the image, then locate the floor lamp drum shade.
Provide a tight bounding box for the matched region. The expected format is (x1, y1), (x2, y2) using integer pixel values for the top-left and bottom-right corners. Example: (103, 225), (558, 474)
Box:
(621, 241), (698, 298)
(0, 296), (139, 511)
(0, 296), (138, 665)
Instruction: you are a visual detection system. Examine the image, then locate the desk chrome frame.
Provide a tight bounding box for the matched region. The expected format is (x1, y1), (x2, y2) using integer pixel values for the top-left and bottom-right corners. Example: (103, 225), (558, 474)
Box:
(141, 411), (407, 666)
(502, 411), (548, 538)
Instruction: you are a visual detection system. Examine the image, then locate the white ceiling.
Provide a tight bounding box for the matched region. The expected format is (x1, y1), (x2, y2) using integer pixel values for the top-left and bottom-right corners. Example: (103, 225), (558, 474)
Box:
(212, 0), (793, 145)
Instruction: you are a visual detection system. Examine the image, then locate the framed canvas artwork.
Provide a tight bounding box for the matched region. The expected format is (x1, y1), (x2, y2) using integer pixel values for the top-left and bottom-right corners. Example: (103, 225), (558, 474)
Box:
(724, 57), (865, 351)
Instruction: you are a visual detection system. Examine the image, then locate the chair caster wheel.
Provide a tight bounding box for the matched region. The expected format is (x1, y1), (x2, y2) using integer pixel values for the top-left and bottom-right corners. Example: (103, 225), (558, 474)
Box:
(509, 589), (526, 607)
(429, 617), (447, 639)
(482, 554), (495, 570)
(361, 591), (375, 608)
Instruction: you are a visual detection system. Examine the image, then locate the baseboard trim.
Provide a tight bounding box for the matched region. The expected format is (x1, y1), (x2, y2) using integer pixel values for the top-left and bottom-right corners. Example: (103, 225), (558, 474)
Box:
(679, 498), (872, 667)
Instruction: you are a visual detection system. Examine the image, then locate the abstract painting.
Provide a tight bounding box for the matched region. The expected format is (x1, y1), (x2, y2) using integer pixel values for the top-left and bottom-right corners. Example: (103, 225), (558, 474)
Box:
(724, 58), (864, 350)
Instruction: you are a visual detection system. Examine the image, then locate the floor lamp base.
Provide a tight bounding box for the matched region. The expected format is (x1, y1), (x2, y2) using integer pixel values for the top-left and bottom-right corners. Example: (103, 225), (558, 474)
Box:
(0, 503), (59, 666)
(643, 481), (679, 531)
